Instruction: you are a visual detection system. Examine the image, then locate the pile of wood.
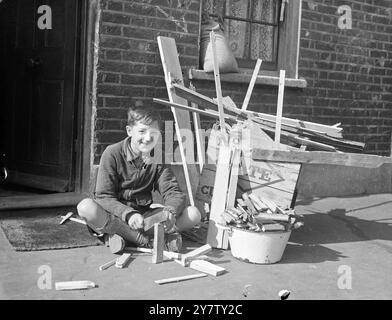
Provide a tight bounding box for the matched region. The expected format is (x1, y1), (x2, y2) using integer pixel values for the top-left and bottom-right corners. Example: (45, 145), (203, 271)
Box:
(221, 192), (304, 233)
(154, 33), (392, 255)
(154, 32), (353, 250)
(154, 83), (365, 153)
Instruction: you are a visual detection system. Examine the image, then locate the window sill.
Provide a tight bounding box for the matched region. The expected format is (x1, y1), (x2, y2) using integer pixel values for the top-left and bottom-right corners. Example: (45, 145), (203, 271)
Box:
(189, 69), (307, 89)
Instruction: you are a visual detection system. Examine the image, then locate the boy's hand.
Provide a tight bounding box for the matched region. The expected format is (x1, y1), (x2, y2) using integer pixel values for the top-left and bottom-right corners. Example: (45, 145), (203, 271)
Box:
(128, 213), (144, 230)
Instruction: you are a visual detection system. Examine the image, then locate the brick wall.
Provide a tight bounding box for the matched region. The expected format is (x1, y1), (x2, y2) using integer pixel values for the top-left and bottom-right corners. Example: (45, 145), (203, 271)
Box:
(94, 0), (392, 163)
(298, 0), (392, 155)
(94, 0), (200, 163)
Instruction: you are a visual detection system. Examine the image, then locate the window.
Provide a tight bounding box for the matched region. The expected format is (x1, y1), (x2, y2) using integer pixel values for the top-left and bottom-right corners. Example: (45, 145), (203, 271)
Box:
(202, 0), (302, 79)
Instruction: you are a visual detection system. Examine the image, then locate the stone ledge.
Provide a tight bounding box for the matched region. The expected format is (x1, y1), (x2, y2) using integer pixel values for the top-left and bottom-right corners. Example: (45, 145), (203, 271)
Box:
(189, 69), (307, 88)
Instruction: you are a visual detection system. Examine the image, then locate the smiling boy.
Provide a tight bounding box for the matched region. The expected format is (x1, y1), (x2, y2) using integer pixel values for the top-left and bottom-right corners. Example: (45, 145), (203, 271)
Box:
(77, 106), (201, 253)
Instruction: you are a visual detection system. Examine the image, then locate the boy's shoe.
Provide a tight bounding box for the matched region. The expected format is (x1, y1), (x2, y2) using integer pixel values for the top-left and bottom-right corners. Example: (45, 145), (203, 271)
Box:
(108, 234), (125, 254)
(164, 232), (182, 252)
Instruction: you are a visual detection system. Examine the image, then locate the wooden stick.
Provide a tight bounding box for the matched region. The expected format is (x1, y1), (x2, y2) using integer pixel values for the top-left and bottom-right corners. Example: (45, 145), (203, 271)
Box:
(255, 212), (290, 223)
(115, 253), (132, 268)
(190, 83), (205, 173)
(210, 31), (226, 135)
(226, 148), (241, 208)
(174, 254), (209, 266)
(251, 120), (338, 152)
(257, 197), (278, 213)
(125, 246), (181, 259)
(181, 244), (212, 266)
(61, 216), (87, 225)
(206, 144), (232, 249)
(241, 59), (262, 111)
(155, 273), (208, 285)
(153, 98), (238, 122)
(99, 257), (117, 271)
(248, 193), (269, 211)
(172, 84), (242, 118)
(275, 70), (286, 147)
(252, 117), (363, 151)
(55, 281), (95, 291)
(244, 195), (261, 211)
(59, 212), (73, 225)
(163, 251), (182, 260)
(170, 75), (195, 207)
(242, 193), (257, 214)
(189, 259), (226, 277)
(152, 223), (164, 264)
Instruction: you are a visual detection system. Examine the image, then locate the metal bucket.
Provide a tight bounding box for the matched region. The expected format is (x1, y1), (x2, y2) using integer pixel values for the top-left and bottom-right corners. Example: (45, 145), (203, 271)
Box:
(226, 226), (291, 264)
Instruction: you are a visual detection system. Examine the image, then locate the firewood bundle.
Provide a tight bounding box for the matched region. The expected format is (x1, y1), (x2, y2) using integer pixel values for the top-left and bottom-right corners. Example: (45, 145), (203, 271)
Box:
(220, 192), (304, 232)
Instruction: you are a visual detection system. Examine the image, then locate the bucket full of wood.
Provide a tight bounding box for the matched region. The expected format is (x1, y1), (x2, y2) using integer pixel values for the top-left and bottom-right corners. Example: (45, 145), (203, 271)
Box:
(218, 193), (303, 264)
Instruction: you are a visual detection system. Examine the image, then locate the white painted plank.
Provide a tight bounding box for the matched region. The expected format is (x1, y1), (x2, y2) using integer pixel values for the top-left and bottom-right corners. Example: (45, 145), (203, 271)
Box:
(275, 70), (286, 147)
(155, 273), (208, 285)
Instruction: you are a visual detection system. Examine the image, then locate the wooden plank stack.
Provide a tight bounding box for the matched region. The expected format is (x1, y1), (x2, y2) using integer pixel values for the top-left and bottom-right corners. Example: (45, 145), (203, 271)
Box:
(221, 192), (304, 233)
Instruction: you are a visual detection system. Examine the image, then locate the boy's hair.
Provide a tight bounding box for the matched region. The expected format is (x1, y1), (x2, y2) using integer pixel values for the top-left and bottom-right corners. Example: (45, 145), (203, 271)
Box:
(127, 106), (161, 127)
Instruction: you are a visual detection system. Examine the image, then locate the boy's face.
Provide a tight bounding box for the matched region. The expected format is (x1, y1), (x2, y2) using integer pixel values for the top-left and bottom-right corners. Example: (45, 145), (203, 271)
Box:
(126, 120), (160, 155)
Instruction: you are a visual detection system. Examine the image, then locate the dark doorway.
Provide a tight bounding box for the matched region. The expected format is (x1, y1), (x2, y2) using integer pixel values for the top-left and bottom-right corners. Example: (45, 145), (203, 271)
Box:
(0, 0), (81, 193)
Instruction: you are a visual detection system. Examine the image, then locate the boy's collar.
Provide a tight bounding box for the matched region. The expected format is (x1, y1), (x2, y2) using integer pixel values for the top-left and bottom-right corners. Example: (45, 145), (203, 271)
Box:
(123, 137), (139, 162)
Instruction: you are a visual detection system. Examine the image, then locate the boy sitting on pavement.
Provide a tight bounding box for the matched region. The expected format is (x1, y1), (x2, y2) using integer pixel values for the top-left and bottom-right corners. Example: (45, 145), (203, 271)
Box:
(77, 106), (201, 253)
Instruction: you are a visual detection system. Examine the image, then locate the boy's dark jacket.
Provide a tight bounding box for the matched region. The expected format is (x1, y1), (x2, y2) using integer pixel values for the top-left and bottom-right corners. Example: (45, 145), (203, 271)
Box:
(95, 137), (186, 222)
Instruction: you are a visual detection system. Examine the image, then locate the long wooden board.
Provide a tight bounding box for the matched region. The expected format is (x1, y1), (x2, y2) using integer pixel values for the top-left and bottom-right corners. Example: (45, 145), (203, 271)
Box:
(189, 259), (226, 276)
(226, 148), (241, 208)
(157, 36), (199, 206)
(155, 273), (207, 285)
(252, 149), (392, 168)
(205, 31), (231, 249)
(55, 281), (95, 290)
(249, 111), (342, 138)
(241, 59), (262, 111)
(210, 31), (226, 134)
(153, 98), (238, 122)
(190, 83), (205, 173)
(152, 223), (164, 264)
(274, 70), (285, 146)
(206, 143), (231, 249)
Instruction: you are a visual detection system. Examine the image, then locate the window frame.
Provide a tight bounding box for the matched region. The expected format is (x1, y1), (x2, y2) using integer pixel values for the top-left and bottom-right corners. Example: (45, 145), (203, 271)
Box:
(207, 0), (281, 71)
(199, 0), (303, 80)
(277, 0), (302, 79)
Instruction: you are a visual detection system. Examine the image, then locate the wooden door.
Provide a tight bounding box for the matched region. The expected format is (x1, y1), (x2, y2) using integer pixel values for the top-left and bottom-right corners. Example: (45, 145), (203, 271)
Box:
(2, 0), (80, 192)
